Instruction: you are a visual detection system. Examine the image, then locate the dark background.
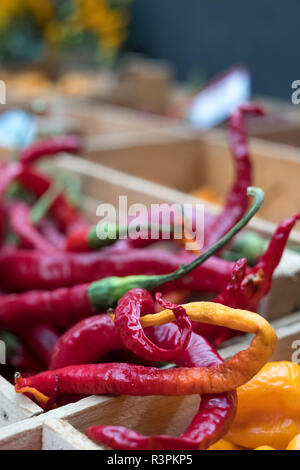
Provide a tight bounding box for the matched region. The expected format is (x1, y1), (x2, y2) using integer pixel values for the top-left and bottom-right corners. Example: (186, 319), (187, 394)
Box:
(127, 0), (298, 99)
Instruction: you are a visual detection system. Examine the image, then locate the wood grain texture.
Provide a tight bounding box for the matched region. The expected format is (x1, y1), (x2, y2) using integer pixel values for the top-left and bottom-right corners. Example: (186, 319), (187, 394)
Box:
(43, 419), (101, 450)
(0, 376), (42, 428)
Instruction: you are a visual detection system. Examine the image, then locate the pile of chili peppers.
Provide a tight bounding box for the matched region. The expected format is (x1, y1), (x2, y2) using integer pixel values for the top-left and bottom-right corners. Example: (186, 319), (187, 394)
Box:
(0, 104), (298, 450)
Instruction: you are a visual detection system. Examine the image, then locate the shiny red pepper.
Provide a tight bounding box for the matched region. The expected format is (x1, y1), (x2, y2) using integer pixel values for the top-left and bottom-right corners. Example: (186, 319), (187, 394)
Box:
(49, 315), (122, 370)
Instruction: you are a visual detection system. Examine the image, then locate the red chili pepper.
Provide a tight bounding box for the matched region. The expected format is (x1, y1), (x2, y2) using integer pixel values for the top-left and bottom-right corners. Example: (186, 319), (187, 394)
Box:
(0, 283), (92, 330)
(87, 393), (236, 451)
(199, 212), (300, 346)
(236, 212), (300, 312)
(114, 289), (191, 362)
(192, 258), (247, 345)
(49, 315), (123, 370)
(0, 247), (233, 292)
(204, 104), (265, 249)
(7, 200), (59, 253)
(20, 136), (82, 165)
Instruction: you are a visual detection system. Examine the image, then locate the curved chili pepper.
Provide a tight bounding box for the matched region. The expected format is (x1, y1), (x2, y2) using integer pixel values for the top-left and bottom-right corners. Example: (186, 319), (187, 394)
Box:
(18, 305), (237, 449)
(15, 301), (277, 397)
(195, 213), (300, 346)
(87, 392), (236, 451)
(192, 258), (247, 345)
(20, 136), (82, 165)
(7, 200), (59, 253)
(114, 289), (191, 362)
(204, 104), (265, 249)
(87, 298), (237, 450)
(237, 212), (300, 311)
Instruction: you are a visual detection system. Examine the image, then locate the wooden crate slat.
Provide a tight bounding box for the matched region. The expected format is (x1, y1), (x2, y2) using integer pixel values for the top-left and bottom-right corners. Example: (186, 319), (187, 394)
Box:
(42, 419), (101, 450)
(0, 376), (43, 428)
(0, 395), (111, 450)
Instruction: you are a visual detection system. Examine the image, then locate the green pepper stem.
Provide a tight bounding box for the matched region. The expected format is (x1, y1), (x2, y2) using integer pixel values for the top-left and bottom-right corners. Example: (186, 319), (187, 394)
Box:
(142, 187), (264, 289)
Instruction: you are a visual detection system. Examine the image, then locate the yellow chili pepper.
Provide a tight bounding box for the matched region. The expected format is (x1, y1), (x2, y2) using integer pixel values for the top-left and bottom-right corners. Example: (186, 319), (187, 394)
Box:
(138, 302), (277, 394)
(208, 439), (241, 450)
(286, 433), (300, 450)
(254, 446), (275, 450)
(226, 361), (300, 450)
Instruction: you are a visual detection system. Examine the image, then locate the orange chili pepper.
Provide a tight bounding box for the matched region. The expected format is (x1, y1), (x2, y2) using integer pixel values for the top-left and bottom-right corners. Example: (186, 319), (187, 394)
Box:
(226, 361), (300, 449)
(137, 301), (277, 394)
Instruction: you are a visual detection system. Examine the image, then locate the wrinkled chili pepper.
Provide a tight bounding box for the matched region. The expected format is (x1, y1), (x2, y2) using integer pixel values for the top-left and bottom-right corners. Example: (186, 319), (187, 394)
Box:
(7, 200), (59, 253)
(204, 104), (265, 250)
(195, 212), (300, 346)
(20, 136), (82, 165)
(15, 301), (277, 398)
(192, 258), (247, 345)
(0, 189), (262, 328)
(19, 295), (238, 449)
(237, 212), (300, 312)
(87, 296), (237, 450)
(114, 289), (191, 362)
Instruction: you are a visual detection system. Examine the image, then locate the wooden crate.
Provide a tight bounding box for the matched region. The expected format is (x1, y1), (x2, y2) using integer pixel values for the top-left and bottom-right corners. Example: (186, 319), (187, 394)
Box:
(0, 154), (299, 449)
(82, 125), (300, 227)
(0, 311), (299, 450)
